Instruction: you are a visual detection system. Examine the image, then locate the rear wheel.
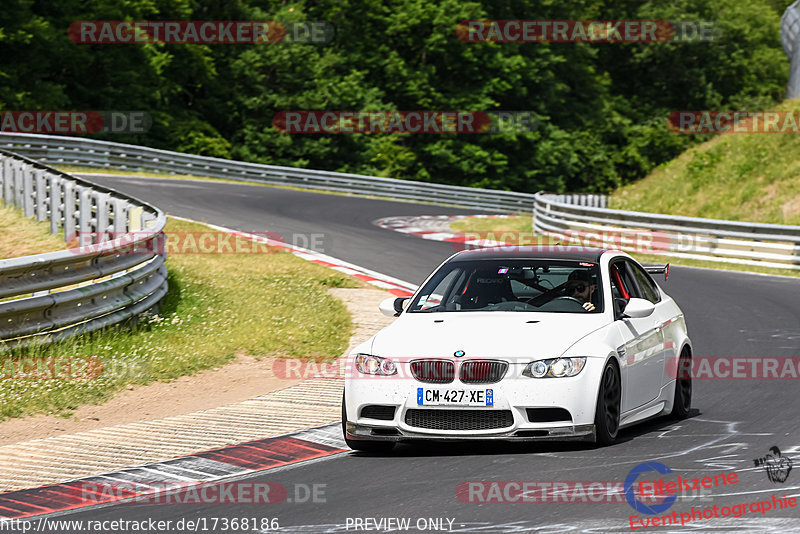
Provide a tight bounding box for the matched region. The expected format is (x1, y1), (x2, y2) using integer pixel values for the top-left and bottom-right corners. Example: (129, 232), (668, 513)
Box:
(594, 361), (621, 445)
(670, 350), (692, 419)
(341, 392), (395, 453)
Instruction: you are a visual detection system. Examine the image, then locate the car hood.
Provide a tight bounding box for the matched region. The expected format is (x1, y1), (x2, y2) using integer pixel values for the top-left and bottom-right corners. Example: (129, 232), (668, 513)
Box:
(368, 312), (610, 363)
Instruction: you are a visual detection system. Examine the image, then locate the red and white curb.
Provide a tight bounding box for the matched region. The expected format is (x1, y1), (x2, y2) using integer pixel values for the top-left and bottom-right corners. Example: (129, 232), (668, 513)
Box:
(375, 214), (515, 248)
(171, 216), (416, 297)
(0, 424), (344, 519)
(0, 217), (414, 519)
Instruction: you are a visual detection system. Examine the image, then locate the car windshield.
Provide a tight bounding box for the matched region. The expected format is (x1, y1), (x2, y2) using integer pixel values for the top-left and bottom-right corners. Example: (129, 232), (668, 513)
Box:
(408, 259), (603, 313)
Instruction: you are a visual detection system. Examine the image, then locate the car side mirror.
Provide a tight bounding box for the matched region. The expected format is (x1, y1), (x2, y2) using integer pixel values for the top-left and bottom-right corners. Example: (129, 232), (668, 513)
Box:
(623, 298), (655, 318)
(613, 297), (629, 320)
(379, 297), (409, 317)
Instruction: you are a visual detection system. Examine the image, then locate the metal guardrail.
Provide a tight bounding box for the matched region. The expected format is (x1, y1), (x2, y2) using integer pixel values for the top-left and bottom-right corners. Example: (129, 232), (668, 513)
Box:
(0, 149), (168, 349)
(534, 193), (800, 270)
(2, 132), (797, 271)
(0, 132), (537, 213)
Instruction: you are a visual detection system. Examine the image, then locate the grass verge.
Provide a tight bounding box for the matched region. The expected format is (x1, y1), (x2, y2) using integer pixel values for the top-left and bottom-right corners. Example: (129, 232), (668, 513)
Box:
(0, 205), (66, 258)
(0, 217), (362, 420)
(56, 165), (260, 186)
(448, 216), (800, 279)
(609, 100), (800, 225)
(450, 216), (532, 235)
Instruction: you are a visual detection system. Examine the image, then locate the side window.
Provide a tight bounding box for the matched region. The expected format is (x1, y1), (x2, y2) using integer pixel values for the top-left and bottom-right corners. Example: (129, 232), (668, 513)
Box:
(413, 268), (463, 310)
(612, 261), (644, 300)
(628, 261), (661, 303)
(609, 263), (630, 300)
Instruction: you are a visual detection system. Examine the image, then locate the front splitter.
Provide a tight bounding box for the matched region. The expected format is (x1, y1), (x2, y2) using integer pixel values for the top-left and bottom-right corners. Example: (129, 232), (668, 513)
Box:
(346, 422), (596, 442)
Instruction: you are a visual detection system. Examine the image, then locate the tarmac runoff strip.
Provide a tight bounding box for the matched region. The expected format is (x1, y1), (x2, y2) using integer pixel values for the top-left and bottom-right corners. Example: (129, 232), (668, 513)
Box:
(0, 423), (345, 520)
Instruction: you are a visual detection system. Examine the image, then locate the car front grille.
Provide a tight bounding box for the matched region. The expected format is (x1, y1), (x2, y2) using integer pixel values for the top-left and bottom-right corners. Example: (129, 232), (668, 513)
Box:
(404, 409), (514, 430)
(410, 360), (454, 384)
(459, 360), (508, 384)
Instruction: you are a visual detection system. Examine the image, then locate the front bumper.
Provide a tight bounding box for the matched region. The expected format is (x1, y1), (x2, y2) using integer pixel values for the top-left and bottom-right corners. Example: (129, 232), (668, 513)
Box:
(346, 421), (596, 442)
(344, 358), (606, 443)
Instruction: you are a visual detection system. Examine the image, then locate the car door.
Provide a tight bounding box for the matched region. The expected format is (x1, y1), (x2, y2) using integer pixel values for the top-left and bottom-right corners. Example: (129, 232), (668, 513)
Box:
(611, 260), (665, 412)
(626, 260), (676, 391)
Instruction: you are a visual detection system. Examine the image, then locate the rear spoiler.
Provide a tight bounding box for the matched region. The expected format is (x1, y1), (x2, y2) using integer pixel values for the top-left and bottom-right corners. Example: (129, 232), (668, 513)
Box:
(644, 264), (670, 280)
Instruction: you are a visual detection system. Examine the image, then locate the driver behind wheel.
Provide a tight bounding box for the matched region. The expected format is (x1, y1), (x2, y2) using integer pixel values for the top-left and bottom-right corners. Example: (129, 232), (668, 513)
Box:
(566, 270), (596, 311)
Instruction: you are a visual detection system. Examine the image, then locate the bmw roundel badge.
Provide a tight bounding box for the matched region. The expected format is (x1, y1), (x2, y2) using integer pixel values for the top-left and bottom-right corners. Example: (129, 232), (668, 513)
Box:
(454, 350), (465, 358)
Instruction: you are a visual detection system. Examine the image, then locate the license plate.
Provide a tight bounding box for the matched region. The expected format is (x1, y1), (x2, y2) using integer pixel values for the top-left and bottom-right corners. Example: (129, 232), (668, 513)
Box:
(417, 388), (493, 407)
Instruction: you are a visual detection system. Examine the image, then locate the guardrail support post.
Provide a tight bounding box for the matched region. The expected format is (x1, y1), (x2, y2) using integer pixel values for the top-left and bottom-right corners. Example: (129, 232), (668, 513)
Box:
(49, 176), (61, 235)
(113, 198), (129, 233)
(95, 192), (111, 242)
(141, 211), (156, 229)
(0, 157), (6, 204)
(23, 168), (34, 217)
(63, 181), (76, 242)
(35, 170), (47, 221)
(47, 174), (61, 234)
(13, 161), (24, 209)
(128, 206), (143, 231)
(78, 186), (93, 245)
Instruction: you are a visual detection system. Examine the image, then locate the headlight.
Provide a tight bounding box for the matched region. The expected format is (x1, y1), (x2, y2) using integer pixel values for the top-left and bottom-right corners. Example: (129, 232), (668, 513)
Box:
(530, 361), (548, 378)
(523, 357), (586, 378)
(355, 354), (397, 375)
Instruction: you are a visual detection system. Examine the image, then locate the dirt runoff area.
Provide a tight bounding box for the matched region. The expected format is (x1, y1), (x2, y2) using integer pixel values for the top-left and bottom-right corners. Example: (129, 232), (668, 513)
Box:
(0, 353), (302, 446)
(0, 287), (396, 446)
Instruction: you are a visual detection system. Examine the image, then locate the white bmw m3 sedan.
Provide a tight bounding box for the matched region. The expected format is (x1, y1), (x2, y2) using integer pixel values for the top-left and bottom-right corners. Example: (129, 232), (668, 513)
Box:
(342, 246), (692, 451)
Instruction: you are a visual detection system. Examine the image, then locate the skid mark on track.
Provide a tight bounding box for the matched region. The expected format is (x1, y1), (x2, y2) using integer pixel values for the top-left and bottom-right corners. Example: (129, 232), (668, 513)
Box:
(529, 419), (772, 475)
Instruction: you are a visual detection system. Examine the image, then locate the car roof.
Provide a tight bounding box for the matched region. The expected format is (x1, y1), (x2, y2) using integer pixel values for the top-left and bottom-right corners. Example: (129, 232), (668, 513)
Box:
(449, 245), (609, 263)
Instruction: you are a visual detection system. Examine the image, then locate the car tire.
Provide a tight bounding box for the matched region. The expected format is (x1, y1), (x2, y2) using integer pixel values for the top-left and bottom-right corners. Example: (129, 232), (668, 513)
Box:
(594, 361), (621, 446)
(341, 392), (395, 453)
(670, 350), (692, 420)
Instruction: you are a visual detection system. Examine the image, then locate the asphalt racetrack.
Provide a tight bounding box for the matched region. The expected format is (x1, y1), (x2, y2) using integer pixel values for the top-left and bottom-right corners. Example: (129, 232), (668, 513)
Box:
(62, 174), (800, 532)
